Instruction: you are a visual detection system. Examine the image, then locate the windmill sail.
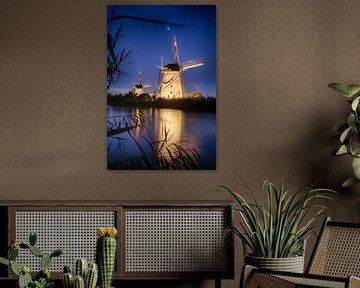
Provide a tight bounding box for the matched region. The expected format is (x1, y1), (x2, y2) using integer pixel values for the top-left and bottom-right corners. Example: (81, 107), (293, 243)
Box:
(172, 37), (180, 65)
(181, 59), (204, 71)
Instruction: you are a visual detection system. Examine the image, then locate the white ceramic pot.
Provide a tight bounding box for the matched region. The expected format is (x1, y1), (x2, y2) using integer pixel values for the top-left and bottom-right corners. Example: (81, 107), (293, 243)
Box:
(245, 254), (305, 273)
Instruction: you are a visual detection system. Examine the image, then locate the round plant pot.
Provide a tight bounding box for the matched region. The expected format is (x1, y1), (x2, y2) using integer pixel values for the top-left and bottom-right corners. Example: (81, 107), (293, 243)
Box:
(245, 254), (304, 273)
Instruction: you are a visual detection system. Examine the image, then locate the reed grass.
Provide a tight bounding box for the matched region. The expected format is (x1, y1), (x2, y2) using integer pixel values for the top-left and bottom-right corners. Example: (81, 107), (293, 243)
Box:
(107, 112), (202, 170)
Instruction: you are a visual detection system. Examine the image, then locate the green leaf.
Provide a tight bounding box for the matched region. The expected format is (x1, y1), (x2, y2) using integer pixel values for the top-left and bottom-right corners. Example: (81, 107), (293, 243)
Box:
(336, 144), (348, 155)
(352, 157), (360, 179)
(340, 126), (353, 143)
(342, 177), (360, 188)
(0, 257), (9, 266)
(222, 179), (335, 258)
(351, 96), (360, 111)
(10, 261), (20, 276)
(347, 85), (360, 97)
(328, 83), (351, 97)
(349, 135), (360, 156)
(347, 114), (356, 128)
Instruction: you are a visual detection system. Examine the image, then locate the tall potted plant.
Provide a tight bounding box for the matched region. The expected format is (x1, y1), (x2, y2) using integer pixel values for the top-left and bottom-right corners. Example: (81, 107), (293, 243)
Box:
(221, 179), (334, 273)
(328, 82), (360, 187)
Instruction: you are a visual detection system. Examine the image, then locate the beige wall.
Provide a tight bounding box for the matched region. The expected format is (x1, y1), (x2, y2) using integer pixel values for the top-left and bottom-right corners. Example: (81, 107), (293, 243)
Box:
(1, 0), (360, 287)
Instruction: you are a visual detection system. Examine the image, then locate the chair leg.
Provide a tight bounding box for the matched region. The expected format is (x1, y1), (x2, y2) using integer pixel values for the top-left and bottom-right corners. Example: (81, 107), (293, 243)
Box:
(215, 278), (221, 288)
(240, 265), (296, 288)
(240, 265), (255, 288)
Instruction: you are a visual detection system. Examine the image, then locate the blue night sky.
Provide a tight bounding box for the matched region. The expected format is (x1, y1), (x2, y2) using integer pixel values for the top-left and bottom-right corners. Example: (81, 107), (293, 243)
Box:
(107, 5), (216, 97)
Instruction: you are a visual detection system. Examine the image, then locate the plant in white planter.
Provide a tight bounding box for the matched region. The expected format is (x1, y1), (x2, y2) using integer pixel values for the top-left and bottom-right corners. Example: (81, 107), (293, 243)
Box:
(328, 83), (360, 187)
(221, 179), (334, 272)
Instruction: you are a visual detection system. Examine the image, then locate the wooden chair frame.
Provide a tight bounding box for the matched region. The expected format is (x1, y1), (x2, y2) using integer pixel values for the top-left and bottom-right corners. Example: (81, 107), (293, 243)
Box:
(241, 217), (360, 288)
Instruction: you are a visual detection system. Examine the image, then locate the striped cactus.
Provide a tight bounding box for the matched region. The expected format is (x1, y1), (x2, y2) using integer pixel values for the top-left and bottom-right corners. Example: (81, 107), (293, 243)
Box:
(74, 258), (88, 279)
(63, 272), (74, 288)
(73, 275), (85, 288)
(96, 227), (118, 288)
(85, 263), (98, 288)
(63, 260), (98, 288)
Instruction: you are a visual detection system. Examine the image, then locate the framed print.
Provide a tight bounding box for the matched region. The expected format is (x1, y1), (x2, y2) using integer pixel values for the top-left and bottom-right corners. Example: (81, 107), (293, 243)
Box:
(107, 5), (216, 170)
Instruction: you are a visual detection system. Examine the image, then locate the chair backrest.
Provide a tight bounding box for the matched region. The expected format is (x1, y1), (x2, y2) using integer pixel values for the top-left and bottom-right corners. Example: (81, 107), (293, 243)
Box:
(307, 217), (360, 277)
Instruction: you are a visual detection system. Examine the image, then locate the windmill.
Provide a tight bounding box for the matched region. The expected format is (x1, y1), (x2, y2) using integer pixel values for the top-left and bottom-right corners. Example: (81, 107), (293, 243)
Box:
(132, 72), (151, 97)
(156, 37), (204, 99)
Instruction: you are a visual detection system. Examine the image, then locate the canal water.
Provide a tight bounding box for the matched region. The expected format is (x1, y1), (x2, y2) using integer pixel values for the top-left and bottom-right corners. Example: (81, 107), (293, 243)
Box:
(107, 106), (216, 169)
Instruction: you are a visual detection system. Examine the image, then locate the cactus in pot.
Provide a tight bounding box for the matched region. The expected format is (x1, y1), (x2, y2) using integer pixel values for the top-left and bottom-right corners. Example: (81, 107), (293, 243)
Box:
(63, 266), (74, 288)
(62, 259), (98, 288)
(73, 275), (85, 288)
(85, 262), (98, 288)
(96, 227), (118, 288)
(74, 258), (88, 280)
(0, 232), (63, 288)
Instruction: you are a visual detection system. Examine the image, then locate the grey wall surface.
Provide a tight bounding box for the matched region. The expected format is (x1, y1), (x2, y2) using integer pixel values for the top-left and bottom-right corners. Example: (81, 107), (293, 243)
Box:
(1, 1), (360, 287)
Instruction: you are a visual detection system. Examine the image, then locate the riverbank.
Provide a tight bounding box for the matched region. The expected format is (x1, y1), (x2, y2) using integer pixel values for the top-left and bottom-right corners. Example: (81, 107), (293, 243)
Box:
(107, 94), (216, 112)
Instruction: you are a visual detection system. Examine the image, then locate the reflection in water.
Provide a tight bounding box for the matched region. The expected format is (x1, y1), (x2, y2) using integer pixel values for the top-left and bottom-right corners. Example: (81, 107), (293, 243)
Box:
(156, 109), (184, 146)
(133, 107), (142, 137)
(107, 106), (215, 169)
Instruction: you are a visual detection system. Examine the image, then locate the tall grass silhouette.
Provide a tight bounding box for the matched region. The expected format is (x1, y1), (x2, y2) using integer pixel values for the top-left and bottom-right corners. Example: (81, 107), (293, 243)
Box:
(107, 112), (202, 170)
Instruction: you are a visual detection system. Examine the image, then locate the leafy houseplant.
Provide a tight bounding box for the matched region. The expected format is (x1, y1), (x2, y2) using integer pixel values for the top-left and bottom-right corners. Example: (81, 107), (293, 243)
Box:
(0, 232), (63, 288)
(328, 83), (360, 187)
(221, 179), (334, 272)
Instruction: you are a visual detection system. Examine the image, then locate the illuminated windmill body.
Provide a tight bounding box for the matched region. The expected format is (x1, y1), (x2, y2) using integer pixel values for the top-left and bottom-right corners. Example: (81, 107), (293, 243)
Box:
(132, 72), (151, 97)
(156, 37), (204, 99)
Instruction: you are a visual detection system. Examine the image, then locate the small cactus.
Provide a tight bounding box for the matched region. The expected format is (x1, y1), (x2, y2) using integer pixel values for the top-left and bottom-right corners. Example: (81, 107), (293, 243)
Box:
(18, 269), (32, 288)
(96, 227), (118, 288)
(29, 232), (37, 246)
(64, 265), (72, 273)
(63, 259), (98, 288)
(29, 245), (44, 257)
(63, 272), (74, 288)
(41, 253), (52, 270)
(74, 275), (85, 288)
(74, 258), (88, 279)
(0, 232), (63, 288)
(9, 246), (19, 260)
(85, 263), (98, 288)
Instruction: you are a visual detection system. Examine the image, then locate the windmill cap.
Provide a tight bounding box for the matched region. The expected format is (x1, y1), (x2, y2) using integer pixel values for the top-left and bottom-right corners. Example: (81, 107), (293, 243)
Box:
(163, 63), (180, 71)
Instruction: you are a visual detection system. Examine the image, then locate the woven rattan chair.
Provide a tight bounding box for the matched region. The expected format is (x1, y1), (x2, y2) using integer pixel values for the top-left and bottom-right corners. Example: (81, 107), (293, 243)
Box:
(241, 217), (360, 288)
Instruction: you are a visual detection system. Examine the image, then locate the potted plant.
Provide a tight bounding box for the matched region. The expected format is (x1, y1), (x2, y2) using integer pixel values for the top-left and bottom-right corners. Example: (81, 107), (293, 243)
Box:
(221, 179), (334, 273)
(96, 227), (118, 288)
(0, 232), (63, 288)
(62, 258), (98, 288)
(328, 82), (360, 187)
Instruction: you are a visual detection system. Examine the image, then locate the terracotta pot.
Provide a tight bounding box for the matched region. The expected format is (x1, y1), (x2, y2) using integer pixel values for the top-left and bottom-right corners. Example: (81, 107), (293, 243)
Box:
(245, 254), (304, 273)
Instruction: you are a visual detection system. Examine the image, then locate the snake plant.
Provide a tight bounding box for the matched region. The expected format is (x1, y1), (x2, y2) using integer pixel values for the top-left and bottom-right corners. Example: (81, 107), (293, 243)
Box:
(221, 178), (335, 258)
